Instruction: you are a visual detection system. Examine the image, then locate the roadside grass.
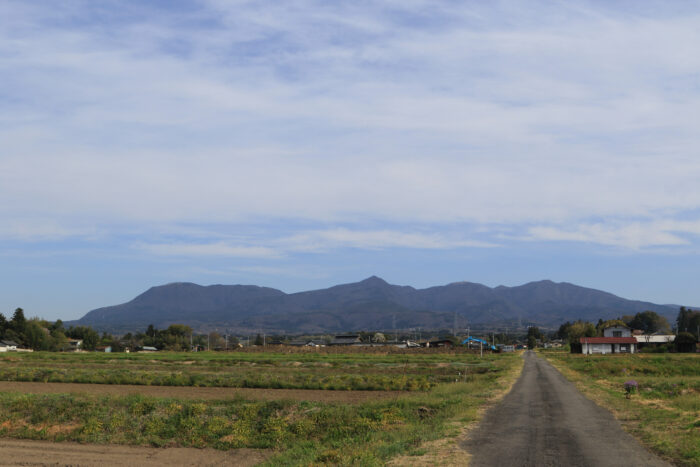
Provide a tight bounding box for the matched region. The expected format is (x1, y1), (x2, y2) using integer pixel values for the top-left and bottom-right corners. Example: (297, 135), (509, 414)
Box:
(0, 351), (522, 465)
(387, 352), (525, 466)
(542, 351), (700, 467)
(0, 350), (501, 391)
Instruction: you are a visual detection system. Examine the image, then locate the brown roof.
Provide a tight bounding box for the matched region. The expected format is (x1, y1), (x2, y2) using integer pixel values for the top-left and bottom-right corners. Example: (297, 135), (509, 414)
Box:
(580, 337), (637, 344)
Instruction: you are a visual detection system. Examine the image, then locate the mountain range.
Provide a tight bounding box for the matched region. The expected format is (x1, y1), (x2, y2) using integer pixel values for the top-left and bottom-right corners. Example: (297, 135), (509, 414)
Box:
(68, 277), (680, 334)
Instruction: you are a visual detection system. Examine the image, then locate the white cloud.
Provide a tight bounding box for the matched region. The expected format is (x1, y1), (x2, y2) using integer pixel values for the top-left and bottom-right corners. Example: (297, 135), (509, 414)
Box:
(134, 242), (279, 258)
(526, 220), (700, 249)
(127, 227), (496, 260)
(280, 228), (498, 251)
(0, 219), (99, 242)
(1, 1), (700, 245)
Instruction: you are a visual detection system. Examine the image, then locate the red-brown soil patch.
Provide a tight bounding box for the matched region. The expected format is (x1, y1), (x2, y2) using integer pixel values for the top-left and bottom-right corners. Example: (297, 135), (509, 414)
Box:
(0, 438), (271, 466)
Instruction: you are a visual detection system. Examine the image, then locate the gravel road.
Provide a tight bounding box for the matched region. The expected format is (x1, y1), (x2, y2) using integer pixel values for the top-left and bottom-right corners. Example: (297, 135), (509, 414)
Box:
(462, 351), (670, 467)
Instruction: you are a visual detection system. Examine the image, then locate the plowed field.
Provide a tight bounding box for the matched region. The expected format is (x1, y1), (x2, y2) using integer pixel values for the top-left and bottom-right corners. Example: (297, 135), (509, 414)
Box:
(0, 438), (270, 466)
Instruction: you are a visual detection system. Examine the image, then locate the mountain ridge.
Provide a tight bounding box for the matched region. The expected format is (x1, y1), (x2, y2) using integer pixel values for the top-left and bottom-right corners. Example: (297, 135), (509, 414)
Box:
(68, 277), (680, 334)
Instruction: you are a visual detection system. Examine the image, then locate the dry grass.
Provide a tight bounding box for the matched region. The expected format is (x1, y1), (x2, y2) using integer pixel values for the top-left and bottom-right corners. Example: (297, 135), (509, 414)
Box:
(542, 351), (700, 466)
(389, 352), (525, 466)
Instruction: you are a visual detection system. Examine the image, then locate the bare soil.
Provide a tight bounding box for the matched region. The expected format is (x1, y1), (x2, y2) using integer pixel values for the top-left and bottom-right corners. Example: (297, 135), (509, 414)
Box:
(0, 438), (270, 466)
(0, 381), (400, 403)
(461, 351), (671, 467)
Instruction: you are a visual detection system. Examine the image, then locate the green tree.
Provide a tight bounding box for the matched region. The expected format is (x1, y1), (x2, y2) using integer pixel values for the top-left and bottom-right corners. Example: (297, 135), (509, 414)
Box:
(24, 320), (49, 351)
(50, 329), (70, 351)
(596, 319), (627, 336)
(675, 332), (697, 353)
(0, 313), (7, 337)
(50, 319), (65, 333)
(10, 308), (27, 344)
(66, 326), (99, 351)
(121, 332), (141, 351)
(527, 326), (542, 340)
(558, 320), (596, 344)
(254, 333), (264, 346)
(527, 335), (537, 350)
(626, 311), (671, 334)
(676, 307), (700, 338)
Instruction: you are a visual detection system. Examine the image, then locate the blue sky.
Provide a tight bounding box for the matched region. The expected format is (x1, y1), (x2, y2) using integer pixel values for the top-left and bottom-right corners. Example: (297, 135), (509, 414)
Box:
(2, 0), (700, 321)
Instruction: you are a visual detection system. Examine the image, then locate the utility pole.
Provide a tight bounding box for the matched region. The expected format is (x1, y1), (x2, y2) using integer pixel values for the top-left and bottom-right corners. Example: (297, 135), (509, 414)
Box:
(207, 333), (210, 351)
(225, 334), (228, 351)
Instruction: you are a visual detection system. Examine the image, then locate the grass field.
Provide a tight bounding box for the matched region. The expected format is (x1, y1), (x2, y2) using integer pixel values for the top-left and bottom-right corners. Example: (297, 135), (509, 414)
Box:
(542, 351), (700, 467)
(0, 349), (523, 465)
(0, 348), (503, 391)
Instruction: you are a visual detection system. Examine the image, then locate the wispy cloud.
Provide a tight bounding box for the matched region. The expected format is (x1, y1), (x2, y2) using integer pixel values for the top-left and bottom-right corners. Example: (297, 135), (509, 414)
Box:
(526, 219), (700, 249)
(134, 242), (279, 258)
(128, 226), (496, 259)
(280, 228), (497, 251)
(3, 1), (700, 316)
(2, 1), (700, 229)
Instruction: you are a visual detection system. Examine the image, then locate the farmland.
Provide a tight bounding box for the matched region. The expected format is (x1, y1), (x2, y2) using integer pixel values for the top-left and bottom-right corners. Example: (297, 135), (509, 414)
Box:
(0, 348), (523, 465)
(0, 347), (506, 390)
(542, 351), (700, 467)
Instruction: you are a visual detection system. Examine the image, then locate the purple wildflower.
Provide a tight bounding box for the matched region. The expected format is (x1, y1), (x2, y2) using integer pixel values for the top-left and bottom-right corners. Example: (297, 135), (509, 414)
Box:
(624, 380), (638, 395)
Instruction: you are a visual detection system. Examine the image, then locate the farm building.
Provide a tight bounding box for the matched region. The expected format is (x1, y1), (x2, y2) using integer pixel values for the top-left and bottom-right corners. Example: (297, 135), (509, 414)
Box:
(424, 339), (454, 348)
(0, 340), (18, 352)
(288, 339), (325, 347)
(67, 339), (82, 351)
(329, 335), (362, 346)
(634, 333), (675, 349)
(579, 337), (637, 354)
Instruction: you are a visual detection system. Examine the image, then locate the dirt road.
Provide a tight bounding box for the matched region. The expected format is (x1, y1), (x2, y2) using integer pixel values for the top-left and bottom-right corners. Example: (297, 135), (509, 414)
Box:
(0, 439), (270, 466)
(0, 381), (398, 403)
(462, 351), (670, 467)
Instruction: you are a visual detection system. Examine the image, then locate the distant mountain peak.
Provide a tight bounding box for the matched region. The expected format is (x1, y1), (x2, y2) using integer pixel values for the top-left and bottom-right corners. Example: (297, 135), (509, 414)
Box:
(71, 276), (678, 334)
(360, 276), (388, 285)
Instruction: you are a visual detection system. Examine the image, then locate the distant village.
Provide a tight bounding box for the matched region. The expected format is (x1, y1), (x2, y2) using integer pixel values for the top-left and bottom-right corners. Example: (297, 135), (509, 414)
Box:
(1, 307), (698, 354)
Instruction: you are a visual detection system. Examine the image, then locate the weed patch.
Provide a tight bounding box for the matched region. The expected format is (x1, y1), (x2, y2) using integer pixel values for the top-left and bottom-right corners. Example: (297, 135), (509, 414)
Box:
(542, 351), (700, 467)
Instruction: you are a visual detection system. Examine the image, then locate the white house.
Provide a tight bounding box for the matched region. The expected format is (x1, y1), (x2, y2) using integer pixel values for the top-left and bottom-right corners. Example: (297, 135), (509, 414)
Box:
(603, 326), (631, 338)
(0, 340), (18, 352)
(67, 339), (83, 351)
(580, 325), (637, 354)
(580, 337), (637, 354)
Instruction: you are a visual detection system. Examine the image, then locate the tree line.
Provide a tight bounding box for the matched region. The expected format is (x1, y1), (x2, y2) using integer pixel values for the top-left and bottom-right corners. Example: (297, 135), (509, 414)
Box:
(0, 306), (250, 352)
(556, 307), (699, 352)
(0, 308), (101, 351)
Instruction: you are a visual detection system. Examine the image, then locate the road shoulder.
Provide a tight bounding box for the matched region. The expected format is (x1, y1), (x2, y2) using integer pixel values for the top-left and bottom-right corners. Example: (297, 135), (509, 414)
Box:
(541, 351), (696, 467)
(388, 352), (525, 467)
